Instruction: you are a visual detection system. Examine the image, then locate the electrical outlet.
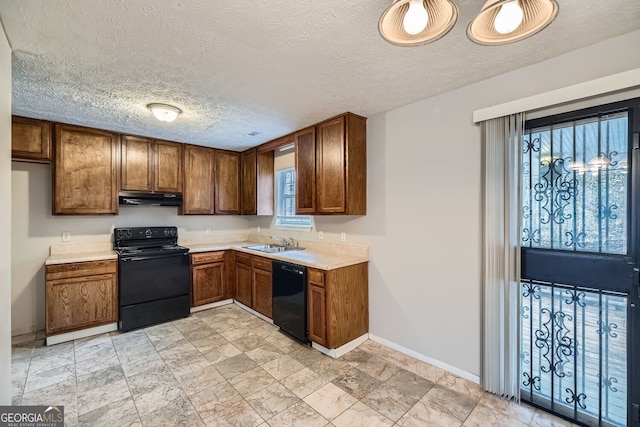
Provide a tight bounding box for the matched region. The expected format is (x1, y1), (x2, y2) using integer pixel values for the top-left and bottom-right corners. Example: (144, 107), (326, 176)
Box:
(341, 232), (346, 242)
(257, 226), (261, 233)
(318, 231), (323, 240)
(62, 231), (71, 242)
(205, 227), (211, 235)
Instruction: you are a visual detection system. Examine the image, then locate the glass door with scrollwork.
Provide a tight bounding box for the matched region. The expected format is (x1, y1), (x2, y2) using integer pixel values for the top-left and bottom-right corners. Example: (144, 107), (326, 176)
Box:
(519, 98), (640, 427)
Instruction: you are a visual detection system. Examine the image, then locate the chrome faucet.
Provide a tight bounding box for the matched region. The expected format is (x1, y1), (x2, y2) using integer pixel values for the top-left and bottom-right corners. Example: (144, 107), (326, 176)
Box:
(270, 236), (287, 246)
(288, 237), (297, 248)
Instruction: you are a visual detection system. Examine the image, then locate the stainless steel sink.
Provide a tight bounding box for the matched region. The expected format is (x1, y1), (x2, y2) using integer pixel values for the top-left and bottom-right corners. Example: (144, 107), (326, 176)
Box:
(243, 244), (303, 254)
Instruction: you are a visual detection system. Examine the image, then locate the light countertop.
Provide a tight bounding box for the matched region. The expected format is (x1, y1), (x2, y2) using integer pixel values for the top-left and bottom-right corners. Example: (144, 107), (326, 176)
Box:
(46, 239), (369, 270)
(45, 250), (118, 265)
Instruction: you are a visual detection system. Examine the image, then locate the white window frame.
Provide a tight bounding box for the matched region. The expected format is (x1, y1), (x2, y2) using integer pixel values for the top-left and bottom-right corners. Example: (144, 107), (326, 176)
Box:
(275, 167), (312, 230)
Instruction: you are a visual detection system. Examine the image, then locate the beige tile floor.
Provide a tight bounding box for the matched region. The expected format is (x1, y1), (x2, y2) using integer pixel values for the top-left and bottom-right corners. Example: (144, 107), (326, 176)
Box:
(11, 304), (576, 427)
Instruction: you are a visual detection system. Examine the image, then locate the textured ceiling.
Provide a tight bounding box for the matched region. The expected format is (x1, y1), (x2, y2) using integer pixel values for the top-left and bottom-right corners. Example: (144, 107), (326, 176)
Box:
(1, 0), (639, 151)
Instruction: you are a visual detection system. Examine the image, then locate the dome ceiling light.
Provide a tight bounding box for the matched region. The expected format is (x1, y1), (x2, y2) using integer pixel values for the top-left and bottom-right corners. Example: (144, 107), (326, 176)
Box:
(147, 103), (182, 123)
(379, 0), (558, 47)
(378, 0), (458, 47)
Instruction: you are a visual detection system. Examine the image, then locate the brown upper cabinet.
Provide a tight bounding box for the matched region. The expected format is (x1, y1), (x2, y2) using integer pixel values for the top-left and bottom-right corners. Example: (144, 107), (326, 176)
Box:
(121, 136), (183, 194)
(11, 116), (52, 163)
(181, 144), (215, 215)
(214, 150), (241, 215)
(295, 113), (366, 215)
(53, 124), (119, 215)
(295, 127), (316, 214)
(241, 148), (274, 215)
(155, 140), (183, 193)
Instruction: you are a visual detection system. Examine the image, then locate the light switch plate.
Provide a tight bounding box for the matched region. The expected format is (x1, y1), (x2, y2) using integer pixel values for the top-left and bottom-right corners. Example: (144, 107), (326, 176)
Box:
(318, 231), (323, 240)
(62, 232), (71, 242)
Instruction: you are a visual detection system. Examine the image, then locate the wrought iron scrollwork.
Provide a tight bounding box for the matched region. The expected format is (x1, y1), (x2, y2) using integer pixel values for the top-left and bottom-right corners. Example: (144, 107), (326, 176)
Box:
(534, 157), (578, 226)
(601, 376), (619, 393)
(535, 308), (573, 378)
(522, 282), (540, 299)
(596, 320), (618, 338)
(565, 289), (586, 307)
(564, 231), (586, 248)
(565, 389), (587, 410)
(523, 371), (540, 391)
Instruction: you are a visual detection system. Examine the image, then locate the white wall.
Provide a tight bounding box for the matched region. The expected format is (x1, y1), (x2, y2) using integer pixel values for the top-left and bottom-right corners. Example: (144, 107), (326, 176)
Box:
(1, 20), (12, 405)
(249, 29), (640, 379)
(11, 161), (250, 335)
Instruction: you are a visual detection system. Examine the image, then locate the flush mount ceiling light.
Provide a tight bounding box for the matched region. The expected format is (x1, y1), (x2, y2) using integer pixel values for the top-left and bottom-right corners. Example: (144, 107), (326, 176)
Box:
(146, 103), (182, 123)
(378, 0), (458, 47)
(467, 0), (559, 45)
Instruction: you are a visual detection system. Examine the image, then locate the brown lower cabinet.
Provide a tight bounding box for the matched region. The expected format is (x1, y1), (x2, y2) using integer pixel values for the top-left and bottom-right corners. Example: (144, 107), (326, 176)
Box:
(191, 251), (233, 306)
(45, 260), (118, 336)
(234, 252), (272, 318)
(307, 262), (368, 349)
(251, 256), (272, 318)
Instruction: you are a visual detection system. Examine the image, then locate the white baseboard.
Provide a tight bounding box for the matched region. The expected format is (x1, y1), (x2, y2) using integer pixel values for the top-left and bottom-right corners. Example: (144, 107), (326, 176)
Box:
(46, 323), (118, 346)
(312, 333), (369, 359)
(190, 299), (233, 313)
(368, 333), (480, 384)
(233, 301), (274, 324)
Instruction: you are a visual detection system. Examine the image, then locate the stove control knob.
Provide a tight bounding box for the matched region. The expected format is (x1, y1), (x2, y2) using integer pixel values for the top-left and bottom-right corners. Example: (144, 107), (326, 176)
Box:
(145, 229), (152, 237)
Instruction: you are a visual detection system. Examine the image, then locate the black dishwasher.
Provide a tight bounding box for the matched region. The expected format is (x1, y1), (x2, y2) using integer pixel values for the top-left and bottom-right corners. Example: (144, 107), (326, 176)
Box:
(272, 260), (309, 344)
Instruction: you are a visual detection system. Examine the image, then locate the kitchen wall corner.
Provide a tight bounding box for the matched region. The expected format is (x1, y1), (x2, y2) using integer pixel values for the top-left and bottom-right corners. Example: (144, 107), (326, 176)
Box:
(1, 19), (12, 405)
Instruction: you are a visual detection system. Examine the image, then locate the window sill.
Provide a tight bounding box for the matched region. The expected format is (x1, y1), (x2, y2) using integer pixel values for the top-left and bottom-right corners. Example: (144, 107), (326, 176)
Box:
(275, 224), (313, 232)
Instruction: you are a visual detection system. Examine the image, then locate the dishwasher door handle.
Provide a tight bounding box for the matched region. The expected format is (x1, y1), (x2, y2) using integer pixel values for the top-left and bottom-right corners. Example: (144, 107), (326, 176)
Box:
(280, 265), (303, 274)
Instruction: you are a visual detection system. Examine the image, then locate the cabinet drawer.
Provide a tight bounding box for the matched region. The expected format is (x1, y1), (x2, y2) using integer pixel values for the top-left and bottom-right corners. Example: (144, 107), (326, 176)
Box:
(308, 268), (325, 287)
(46, 260), (117, 281)
(235, 252), (252, 266)
(191, 251), (225, 265)
(252, 256), (272, 272)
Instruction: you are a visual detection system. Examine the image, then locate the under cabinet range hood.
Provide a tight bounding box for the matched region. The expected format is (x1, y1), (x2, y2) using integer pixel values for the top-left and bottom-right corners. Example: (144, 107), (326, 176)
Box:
(119, 192), (182, 207)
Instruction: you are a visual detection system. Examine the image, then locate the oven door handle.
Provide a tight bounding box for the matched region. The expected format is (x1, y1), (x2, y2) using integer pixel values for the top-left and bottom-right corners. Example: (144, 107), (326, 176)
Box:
(120, 252), (188, 262)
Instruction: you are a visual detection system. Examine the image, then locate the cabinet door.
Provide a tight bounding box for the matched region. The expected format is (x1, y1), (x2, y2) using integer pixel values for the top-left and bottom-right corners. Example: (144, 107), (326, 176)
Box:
(215, 150), (241, 214)
(11, 116), (51, 163)
(295, 127), (316, 214)
(155, 140), (183, 193)
(308, 284), (327, 346)
(256, 151), (275, 215)
(46, 273), (118, 335)
(53, 124), (119, 215)
(182, 145), (215, 214)
(241, 149), (257, 215)
(192, 261), (225, 306)
(252, 268), (272, 318)
(121, 135), (153, 192)
(316, 116), (346, 213)
(235, 262), (252, 307)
